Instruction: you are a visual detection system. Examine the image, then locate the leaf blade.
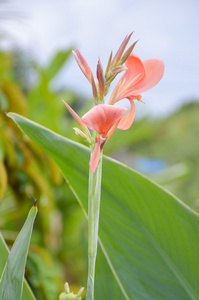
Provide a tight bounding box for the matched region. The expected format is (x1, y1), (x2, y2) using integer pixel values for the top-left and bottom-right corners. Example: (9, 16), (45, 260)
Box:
(7, 113), (199, 300)
(0, 204), (37, 300)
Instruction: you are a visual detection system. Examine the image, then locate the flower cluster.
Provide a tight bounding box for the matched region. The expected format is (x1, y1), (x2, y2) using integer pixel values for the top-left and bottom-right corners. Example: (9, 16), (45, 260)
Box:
(63, 33), (164, 173)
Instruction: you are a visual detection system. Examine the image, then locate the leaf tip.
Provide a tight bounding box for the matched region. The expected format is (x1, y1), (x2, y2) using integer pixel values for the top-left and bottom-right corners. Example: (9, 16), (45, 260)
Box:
(28, 194), (38, 207)
(33, 198), (37, 207)
(5, 112), (18, 121)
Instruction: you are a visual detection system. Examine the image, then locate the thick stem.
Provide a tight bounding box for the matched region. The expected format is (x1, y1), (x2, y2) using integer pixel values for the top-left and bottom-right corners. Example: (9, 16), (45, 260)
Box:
(86, 152), (103, 300)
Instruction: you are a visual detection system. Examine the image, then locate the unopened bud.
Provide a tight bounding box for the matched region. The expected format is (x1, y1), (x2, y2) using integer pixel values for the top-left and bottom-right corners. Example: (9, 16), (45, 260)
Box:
(65, 282), (70, 294)
(62, 99), (90, 137)
(106, 65), (127, 79)
(96, 58), (105, 100)
(73, 127), (93, 144)
(73, 50), (92, 83)
(110, 32), (133, 68)
(59, 292), (82, 300)
(91, 73), (98, 104)
(119, 40), (138, 65)
(104, 66), (127, 96)
(59, 283), (84, 300)
(105, 51), (113, 76)
(77, 287), (84, 296)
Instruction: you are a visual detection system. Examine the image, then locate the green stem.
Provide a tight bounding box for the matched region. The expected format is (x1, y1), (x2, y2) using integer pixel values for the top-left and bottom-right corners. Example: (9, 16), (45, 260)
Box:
(86, 152), (103, 300)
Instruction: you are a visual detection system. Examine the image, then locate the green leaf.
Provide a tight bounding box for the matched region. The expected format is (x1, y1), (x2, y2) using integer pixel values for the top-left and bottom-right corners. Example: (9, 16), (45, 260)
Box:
(0, 235), (35, 300)
(0, 203), (37, 300)
(8, 113), (199, 300)
(95, 246), (124, 299)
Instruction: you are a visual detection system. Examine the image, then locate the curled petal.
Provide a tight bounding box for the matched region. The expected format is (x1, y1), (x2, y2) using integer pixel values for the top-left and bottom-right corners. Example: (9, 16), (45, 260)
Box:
(89, 139), (101, 173)
(82, 104), (126, 135)
(124, 52), (145, 83)
(117, 99), (136, 130)
(125, 58), (165, 96)
(113, 52), (145, 101)
(112, 52), (164, 102)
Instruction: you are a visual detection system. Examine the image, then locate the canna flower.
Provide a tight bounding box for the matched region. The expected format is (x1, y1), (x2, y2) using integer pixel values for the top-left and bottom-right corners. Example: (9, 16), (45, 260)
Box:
(73, 33), (138, 104)
(82, 104), (127, 173)
(109, 52), (165, 130)
(63, 100), (127, 173)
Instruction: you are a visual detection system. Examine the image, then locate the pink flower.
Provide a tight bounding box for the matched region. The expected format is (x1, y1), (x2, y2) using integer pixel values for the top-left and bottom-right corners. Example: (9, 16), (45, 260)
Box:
(109, 52), (165, 130)
(63, 100), (127, 173)
(82, 104), (127, 172)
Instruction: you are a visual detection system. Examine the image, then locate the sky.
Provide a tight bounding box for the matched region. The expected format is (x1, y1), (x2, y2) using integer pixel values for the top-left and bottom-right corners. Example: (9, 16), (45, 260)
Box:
(1, 0), (199, 117)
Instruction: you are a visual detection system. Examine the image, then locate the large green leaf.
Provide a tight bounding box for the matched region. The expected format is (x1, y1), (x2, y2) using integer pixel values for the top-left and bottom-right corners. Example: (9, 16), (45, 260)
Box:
(0, 203), (37, 300)
(8, 113), (199, 300)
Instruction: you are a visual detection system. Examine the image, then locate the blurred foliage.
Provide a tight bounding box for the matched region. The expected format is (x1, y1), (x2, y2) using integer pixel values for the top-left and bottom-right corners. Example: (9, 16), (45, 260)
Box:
(0, 46), (88, 299)
(0, 39), (199, 299)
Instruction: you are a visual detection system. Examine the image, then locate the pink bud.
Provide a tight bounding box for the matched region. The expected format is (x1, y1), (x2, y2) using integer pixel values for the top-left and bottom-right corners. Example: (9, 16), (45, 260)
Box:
(96, 58), (105, 99)
(110, 32), (133, 68)
(73, 49), (93, 83)
(62, 100), (90, 136)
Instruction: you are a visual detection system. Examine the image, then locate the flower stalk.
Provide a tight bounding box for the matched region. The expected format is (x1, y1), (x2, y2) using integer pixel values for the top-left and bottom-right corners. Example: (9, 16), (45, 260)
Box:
(86, 150), (103, 300)
(63, 33), (165, 300)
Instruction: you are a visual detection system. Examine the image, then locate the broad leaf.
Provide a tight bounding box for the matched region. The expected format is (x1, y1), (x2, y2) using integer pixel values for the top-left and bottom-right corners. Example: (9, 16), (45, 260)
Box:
(0, 203), (37, 300)
(8, 113), (199, 300)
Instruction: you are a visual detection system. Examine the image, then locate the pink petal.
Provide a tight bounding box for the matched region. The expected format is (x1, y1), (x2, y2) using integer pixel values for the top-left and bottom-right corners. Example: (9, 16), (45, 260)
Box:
(125, 58), (165, 96)
(124, 52), (145, 82)
(82, 104), (126, 135)
(113, 52), (146, 101)
(62, 100), (89, 134)
(106, 118), (121, 140)
(117, 99), (136, 130)
(89, 139), (101, 173)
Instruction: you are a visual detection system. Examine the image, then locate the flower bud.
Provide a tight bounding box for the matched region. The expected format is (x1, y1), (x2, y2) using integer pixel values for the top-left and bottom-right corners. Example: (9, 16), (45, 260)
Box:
(119, 40), (138, 65)
(110, 32), (133, 68)
(106, 65), (127, 82)
(59, 282), (84, 300)
(91, 73), (98, 104)
(59, 292), (82, 300)
(73, 127), (93, 144)
(73, 50), (92, 83)
(104, 51), (113, 76)
(96, 58), (105, 101)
